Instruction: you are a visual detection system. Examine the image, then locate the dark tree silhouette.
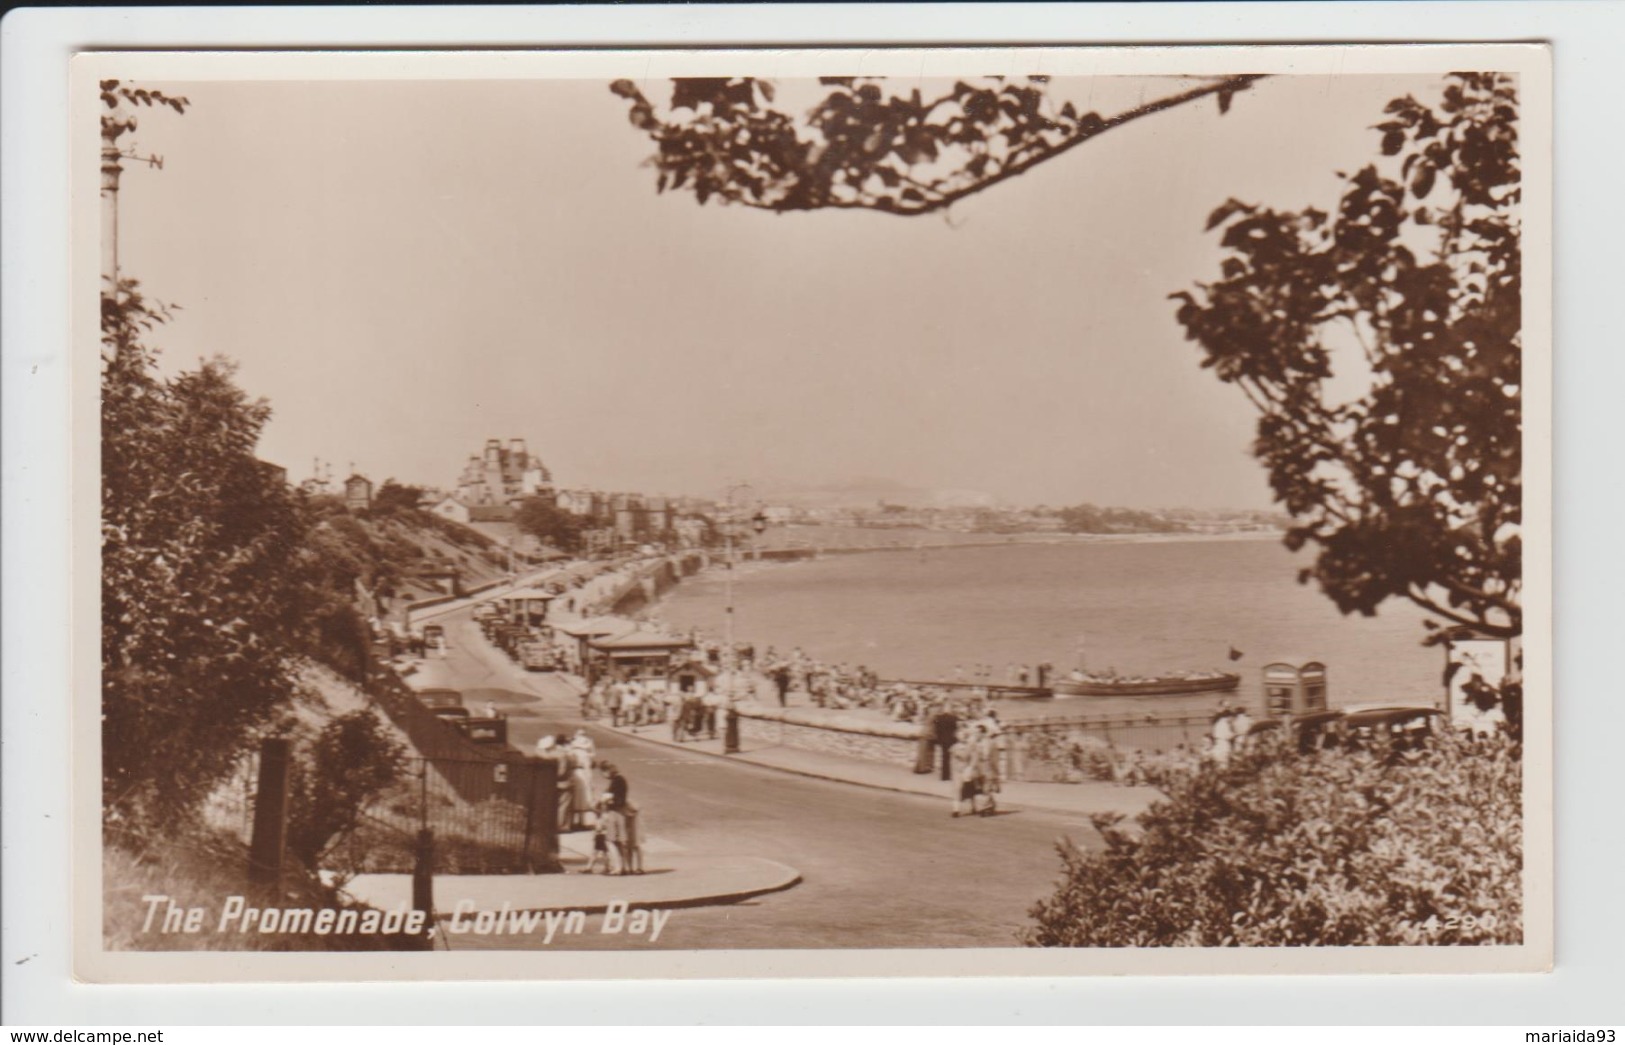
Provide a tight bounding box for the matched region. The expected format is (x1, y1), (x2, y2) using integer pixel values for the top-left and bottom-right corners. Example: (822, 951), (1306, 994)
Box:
(1171, 72), (1521, 645)
(102, 278), (318, 822)
(517, 497), (584, 555)
(610, 74), (1263, 216)
(372, 479), (426, 515)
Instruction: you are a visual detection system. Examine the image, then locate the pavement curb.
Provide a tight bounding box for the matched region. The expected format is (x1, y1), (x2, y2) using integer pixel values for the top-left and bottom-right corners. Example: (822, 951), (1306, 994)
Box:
(346, 858), (802, 918)
(441, 867), (802, 917)
(603, 721), (958, 802)
(599, 719), (1163, 819)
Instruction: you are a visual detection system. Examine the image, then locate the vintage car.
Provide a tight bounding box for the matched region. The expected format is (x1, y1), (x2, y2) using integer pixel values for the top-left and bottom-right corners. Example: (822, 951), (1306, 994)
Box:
(454, 717), (509, 745)
(1246, 706), (1438, 753)
(519, 640), (555, 672)
(418, 688), (464, 715)
(1341, 705), (1443, 751)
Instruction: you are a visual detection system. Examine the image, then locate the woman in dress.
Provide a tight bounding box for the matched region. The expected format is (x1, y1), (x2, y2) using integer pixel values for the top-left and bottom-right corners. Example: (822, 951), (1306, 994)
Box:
(568, 731), (596, 828)
(952, 725), (987, 818)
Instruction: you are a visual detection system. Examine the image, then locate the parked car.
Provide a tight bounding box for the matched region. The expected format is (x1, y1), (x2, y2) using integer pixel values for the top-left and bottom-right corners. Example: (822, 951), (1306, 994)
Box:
(1341, 705), (1442, 751)
(418, 687), (463, 711)
(520, 640), (554, 672)
(455, 717), (508, 745)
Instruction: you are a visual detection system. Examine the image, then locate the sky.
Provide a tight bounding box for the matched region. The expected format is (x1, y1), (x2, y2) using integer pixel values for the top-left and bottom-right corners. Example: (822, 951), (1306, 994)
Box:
(113, 70), (1448, 509)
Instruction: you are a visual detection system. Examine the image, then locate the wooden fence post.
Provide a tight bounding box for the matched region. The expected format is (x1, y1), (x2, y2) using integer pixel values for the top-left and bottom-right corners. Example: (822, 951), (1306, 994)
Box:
(247, 737), (292, 889)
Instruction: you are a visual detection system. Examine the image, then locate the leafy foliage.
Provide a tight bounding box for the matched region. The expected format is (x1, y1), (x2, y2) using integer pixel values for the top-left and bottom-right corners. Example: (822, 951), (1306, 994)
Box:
(1170, 73), (1522, 647)
(99, 79), (189, 169)
(102, 278), (318, 824)
(286, 711), (407, 871)
(611, 75), (1262, 216)
(516, 497), (584, 554)
(100, 79), (190, 116)
(371, 479), (426, 515)
(1025, 731), (1522, 947)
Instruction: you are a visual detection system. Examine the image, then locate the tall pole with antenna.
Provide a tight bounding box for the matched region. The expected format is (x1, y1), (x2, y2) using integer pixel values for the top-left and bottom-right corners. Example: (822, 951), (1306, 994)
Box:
(99, 82), (186, 316)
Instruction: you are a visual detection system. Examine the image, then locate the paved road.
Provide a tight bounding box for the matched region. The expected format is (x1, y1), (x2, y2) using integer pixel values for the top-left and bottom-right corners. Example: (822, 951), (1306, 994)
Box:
(416, 609), (1104, 950)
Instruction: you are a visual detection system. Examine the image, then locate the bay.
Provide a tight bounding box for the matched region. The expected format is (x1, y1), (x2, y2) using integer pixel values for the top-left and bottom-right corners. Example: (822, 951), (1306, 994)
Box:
(655, 536), (1445, 717)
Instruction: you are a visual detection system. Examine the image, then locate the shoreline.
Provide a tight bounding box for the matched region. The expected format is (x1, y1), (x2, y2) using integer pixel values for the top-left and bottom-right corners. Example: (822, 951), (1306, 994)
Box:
(753, 525), (1284, 559)
(654, 525), (1287, 608)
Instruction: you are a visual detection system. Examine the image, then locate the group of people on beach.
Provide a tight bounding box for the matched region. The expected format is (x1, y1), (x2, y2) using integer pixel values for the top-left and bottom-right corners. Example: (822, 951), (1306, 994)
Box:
(532, 730), (644, 876)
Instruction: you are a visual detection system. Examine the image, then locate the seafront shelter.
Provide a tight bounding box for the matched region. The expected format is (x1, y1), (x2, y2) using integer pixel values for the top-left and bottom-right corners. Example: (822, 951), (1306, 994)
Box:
(585, 629), (694, 687)
(551, 615), (636, 669)
(501, 586), (556, 628)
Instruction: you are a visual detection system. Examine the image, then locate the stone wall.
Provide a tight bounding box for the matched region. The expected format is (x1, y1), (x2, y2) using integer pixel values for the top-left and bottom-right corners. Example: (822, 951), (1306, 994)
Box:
(736, 707), (920, 770)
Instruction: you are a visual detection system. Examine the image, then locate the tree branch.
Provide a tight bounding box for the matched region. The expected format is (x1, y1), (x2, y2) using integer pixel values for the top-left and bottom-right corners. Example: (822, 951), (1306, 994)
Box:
(887, 75), (1268, 217)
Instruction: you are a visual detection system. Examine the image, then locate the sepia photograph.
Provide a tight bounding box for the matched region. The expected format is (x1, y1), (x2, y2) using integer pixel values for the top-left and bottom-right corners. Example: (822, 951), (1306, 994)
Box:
(72, 44), (1551, 981)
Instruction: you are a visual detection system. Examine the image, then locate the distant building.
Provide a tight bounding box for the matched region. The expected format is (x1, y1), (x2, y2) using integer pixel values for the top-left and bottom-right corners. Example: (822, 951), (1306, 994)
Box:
(555, 489), (601, 518)
(456, 438), (553, 506)
(429, 495), (470, 524)
(344, 474), (373, 513)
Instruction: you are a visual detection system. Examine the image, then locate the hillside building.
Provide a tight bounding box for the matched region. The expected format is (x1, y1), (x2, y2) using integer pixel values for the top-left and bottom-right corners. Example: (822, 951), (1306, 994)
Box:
(344, 474), (373, 513)
(456, 438), (554, 506)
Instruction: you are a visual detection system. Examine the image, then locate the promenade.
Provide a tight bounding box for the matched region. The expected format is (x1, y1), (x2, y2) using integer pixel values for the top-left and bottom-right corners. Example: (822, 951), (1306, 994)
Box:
(360, 602), (1160, 946)
(597, 708), (1165, 821)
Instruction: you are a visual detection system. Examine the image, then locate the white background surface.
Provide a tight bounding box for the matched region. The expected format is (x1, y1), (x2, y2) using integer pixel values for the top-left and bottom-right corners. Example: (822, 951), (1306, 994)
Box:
(4, 2), (1620, 1025)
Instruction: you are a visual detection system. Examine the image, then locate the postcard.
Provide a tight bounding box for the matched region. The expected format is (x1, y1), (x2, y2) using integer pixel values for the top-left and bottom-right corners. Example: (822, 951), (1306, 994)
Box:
(73, 44), (1552, 982)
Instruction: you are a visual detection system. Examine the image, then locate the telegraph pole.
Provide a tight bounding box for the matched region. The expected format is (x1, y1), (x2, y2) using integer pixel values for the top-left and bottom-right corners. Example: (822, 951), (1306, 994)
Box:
(100, 92), (172, 299)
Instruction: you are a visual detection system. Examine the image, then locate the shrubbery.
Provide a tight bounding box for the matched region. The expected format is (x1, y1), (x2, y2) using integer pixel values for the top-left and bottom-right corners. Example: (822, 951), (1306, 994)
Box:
(1025, 731), (1522, 947)
(286, 711), (407, 873)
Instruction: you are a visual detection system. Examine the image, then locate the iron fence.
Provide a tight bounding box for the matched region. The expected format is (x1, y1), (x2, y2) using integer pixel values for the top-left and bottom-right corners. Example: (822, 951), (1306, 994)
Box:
(338, 755), (561, 876)
(202, 744), (560, 877)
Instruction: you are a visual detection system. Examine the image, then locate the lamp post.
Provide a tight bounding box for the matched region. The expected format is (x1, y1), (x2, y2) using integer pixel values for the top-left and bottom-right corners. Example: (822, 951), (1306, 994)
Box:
(720, 489), (767, 753)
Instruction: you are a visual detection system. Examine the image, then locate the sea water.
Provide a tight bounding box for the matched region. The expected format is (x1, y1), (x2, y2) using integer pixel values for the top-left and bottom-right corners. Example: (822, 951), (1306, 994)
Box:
(656, 536), (1445, 716)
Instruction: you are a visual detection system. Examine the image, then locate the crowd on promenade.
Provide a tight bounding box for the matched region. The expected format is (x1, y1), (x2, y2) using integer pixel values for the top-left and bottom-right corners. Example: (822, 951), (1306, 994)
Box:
(691, 639), (1013, 724)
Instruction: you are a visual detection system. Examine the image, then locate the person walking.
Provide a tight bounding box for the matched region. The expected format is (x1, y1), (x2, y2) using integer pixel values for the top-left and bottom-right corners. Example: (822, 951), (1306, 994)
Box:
(702, 683), (723, 740)
(952, 725), (986, 818)
(568, 731), (596, 828)
(914, 702), (937, 775)
(536, 733), (575, 833)
(977, 723), (1002, 815)
(603, 762), (643, 875)
(932, 705), (960, 783)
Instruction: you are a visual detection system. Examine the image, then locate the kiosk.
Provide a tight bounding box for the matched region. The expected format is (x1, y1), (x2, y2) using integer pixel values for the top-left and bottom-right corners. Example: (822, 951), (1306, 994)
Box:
(501, 587), (555, 628)
(585, 629), (695, 687)
(1261, 659), (1329, 718)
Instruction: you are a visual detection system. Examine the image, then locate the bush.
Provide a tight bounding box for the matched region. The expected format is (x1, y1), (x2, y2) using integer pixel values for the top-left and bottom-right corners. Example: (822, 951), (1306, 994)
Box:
(1024, 731), (1522, 947)
(286, 711), (407, 873)
(103, 825), (425, 952)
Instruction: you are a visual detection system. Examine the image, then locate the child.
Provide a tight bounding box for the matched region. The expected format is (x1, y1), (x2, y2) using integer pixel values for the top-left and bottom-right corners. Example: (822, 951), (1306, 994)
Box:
(617, 799), (644, 875)
(582, 798), (617, 875)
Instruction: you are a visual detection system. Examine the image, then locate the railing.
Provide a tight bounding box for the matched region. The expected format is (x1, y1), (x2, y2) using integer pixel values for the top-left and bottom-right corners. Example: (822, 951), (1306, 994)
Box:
(1002, 712), (1215, 783)
(341, 755), (560, 875)
(876, 678), (1054, 700)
